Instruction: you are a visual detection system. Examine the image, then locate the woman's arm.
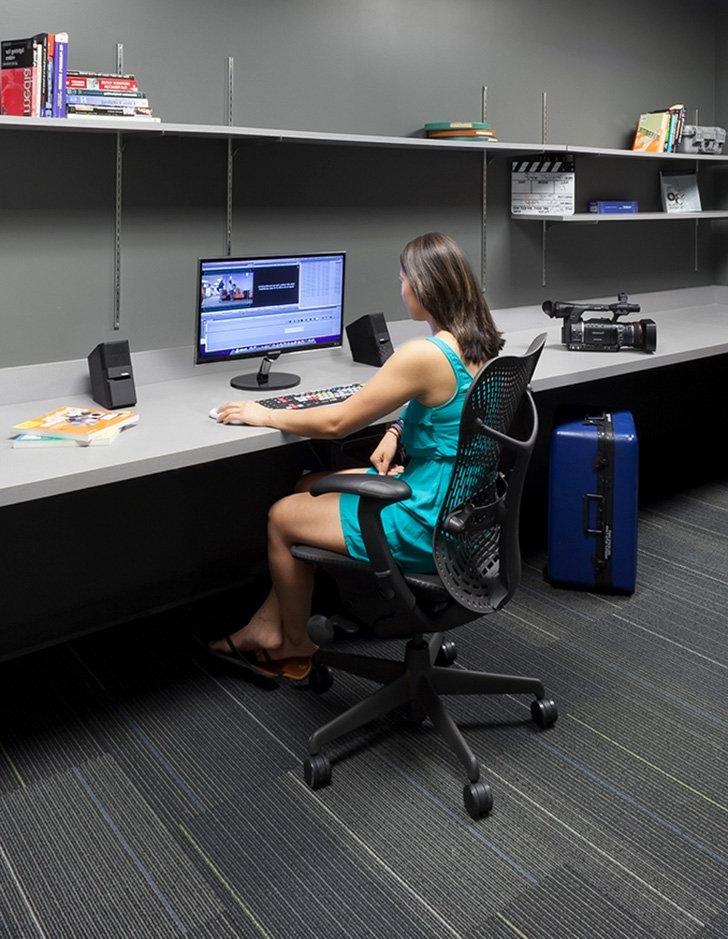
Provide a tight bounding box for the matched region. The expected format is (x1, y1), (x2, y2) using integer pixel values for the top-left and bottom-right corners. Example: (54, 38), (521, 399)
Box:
(215, 339), (445, 438)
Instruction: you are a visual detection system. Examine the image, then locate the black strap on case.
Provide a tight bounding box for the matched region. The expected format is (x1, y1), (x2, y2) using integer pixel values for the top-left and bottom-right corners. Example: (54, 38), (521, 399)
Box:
(583, 412), (614, 588)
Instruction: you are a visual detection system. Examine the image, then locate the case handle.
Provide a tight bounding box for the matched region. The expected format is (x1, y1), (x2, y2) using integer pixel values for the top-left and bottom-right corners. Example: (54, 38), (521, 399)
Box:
(582, 493), (604, 535)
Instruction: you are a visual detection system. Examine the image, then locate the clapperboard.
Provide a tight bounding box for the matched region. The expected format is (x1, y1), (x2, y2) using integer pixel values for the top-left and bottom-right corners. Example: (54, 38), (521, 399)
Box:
(511, 154), (575, 216)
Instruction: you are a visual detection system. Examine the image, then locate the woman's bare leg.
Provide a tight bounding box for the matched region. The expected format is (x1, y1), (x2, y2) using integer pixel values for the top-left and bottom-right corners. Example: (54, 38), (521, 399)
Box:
(264, 490), (347, 659)
(209, 467), (367, 655)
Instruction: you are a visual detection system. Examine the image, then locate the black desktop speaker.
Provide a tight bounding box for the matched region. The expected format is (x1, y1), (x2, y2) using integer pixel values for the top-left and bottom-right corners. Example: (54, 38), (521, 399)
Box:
(87, 340), (137, 409)
(346, 312), (393, 367)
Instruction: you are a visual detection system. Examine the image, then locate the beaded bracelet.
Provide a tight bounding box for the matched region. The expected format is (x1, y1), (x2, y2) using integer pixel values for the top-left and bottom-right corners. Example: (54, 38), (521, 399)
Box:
(386, 418), (405, 438)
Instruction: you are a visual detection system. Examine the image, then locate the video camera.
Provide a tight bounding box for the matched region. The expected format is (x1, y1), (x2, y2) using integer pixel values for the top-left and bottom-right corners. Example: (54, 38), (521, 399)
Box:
(542, 292), (656, 353)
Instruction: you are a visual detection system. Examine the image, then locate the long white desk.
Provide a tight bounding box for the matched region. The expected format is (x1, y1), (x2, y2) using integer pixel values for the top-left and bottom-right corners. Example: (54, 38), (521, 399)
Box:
(2, 291), (728, 508)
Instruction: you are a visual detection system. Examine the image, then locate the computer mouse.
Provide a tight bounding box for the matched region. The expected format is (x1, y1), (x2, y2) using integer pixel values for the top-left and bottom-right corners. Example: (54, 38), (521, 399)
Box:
(209, 407), (244, 425)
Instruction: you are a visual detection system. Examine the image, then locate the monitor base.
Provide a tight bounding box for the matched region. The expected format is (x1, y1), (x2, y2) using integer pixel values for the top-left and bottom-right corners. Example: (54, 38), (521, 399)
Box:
(230, 372), (301, 391)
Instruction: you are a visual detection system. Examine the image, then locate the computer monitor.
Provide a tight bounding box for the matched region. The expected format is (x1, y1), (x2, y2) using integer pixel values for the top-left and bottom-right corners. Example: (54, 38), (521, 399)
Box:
(196, 252), (346, 390)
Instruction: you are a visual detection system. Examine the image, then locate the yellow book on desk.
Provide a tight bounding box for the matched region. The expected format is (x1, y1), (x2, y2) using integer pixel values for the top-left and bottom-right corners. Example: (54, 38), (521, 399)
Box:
(11, 405), (139, 444)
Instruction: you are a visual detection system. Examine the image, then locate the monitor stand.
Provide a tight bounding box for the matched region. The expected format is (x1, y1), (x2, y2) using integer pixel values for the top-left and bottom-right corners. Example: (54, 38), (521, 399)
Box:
(230, 351), (301, 391)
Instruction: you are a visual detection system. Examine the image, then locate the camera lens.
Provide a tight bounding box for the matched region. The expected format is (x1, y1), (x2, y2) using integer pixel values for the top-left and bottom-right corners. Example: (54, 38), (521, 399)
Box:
(618, 320), (656, 352)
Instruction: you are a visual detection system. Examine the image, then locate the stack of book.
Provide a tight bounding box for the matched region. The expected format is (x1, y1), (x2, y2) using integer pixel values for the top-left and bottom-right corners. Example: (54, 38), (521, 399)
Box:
(631, 104), (686, 153)
(66, 70), (159, 122)
(424, 120), (498, 142)
(10, 405), (139, 448)
(0, 32), (68, 117)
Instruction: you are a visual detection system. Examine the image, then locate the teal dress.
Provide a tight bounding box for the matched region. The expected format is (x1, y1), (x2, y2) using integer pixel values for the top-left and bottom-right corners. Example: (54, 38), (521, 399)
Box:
(339, 336), (473, 573)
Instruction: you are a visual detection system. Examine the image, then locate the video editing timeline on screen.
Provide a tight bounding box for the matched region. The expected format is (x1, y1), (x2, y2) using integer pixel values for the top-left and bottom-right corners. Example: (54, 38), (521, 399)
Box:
(197, 253), (345, 362)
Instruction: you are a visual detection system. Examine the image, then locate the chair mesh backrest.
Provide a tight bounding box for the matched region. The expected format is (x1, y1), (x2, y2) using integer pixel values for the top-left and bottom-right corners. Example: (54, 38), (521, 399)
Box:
(433, 337), (544, 613)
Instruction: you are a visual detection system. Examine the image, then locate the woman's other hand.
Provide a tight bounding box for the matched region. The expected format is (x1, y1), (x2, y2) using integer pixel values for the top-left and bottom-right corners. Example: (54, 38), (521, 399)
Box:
(215, 400), (271, 426)
(370, 431), (403, 476)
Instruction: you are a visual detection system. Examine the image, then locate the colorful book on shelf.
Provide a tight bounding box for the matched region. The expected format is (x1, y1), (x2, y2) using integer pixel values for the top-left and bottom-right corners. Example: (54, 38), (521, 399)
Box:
(65, 71), (158, 119)
(66, 71), (138, 93)
(12, 425), (123, 448)
(66, 112), (161, 123)
(67, 104), (154, 117)
(1, 32), (70, 118)
(52, 34), (68, 117)
(424, 121), (493, 131)
(11, 406), (139, 443)
(1, 36), (36, 115)
(632, 110), (669, 152)
(427, 129), (497, 139)
(66, 92), (148, 108)
(632, 104), (685, 153)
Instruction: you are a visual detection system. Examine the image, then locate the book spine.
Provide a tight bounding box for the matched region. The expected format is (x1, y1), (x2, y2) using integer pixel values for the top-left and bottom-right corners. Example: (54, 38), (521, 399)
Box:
(66, 88), (143, 99)
(660, 111), (671, 152)
(666, 113), (675, 152)
(31, 39), (41, 116)
(66, 74), (138, 92)
(45, 33), (54, 117)
(67, 93), (149, 108)
(39, 33), (49, 116)
(52, 35), (68, 117)
(676, 107), (686, 146)
(67, 69), (136, 79)
(66, 113), (160, 122)
(67, 104), (153, 116)
(0, 38), (36, 116)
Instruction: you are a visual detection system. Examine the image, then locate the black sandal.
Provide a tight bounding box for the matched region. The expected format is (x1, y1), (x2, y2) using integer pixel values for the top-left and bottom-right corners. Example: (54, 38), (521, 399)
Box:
(208, 636), (281, 684)
(208, 637), (314, 683)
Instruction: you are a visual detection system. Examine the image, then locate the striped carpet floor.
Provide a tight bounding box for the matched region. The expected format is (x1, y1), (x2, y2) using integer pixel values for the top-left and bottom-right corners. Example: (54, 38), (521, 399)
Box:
(1, 479), (727, 938)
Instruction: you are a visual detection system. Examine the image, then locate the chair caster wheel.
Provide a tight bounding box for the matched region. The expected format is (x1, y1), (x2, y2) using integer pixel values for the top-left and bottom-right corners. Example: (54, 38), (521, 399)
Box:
(463, 780), (493, 819)
(307, 615), (335, 647)
(329, 613), (360, 637)
(308, 664), (333, 695)
(303, 753), (332, 790)
(531, 697), (558, 728)
(403, 700), (427, 725)
(435, 640), (457, 667)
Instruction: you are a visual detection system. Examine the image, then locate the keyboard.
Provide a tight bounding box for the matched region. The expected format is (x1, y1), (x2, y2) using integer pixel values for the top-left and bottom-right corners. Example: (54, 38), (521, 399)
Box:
(259, 383), (364, 409)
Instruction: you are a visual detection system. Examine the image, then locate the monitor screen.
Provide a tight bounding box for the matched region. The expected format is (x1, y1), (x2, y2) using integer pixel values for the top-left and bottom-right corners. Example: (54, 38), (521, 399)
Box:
(195, 252), (345, 364)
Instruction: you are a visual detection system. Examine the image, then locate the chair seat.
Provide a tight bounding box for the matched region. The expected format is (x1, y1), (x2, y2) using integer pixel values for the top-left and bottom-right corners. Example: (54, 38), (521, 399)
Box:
(291, 544), (449, 597)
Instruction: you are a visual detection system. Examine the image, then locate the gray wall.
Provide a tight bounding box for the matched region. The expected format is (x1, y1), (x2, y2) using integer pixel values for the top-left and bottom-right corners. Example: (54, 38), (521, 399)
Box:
(712, 3), (728, 284)
(0, 0), (721, 368)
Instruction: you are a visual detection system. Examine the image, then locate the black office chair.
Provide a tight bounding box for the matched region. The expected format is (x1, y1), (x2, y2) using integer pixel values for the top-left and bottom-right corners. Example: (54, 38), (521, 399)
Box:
(291, 333), (555, 818)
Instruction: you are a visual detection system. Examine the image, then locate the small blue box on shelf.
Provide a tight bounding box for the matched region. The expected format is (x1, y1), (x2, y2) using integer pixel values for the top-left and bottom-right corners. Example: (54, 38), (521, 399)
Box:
(588, 200), (639, 214)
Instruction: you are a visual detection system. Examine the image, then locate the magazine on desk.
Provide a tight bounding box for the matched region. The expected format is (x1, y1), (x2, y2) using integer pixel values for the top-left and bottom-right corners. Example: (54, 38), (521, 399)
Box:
(11, 406), (139, 444)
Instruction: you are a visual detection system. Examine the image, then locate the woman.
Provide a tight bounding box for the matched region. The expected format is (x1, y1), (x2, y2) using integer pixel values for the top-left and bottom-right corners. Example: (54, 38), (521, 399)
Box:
(209, 232), (504, 681)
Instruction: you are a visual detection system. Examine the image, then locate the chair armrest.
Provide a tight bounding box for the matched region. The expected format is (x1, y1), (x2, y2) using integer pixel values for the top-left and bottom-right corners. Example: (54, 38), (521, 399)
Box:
(310, 473), (411, 504)
(310, 472), (425, 630)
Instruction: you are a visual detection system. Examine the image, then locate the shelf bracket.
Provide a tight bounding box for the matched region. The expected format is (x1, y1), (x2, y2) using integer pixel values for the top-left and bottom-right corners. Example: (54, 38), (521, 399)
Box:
(694, 156), (700, 272)
(225, 56), (235, 256)
(113, 42), (124, 331)
(692, 110), (700, 272)
(480, 84), (488, 290)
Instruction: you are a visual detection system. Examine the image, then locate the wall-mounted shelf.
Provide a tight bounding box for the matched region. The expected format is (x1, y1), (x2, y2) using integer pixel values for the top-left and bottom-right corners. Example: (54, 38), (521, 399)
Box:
(514, 210), (728, 222)
(4, 114), (728, 161)
(566, 143), (728, 162)
(0, 115), (569, 155)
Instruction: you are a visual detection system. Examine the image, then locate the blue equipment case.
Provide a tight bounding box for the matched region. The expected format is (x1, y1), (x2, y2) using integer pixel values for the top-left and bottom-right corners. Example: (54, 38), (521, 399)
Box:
(547, 411), (638, 593)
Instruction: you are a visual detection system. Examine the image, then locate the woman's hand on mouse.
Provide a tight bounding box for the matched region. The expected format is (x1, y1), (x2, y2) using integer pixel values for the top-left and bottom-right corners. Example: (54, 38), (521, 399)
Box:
(215, 400), (270, 426)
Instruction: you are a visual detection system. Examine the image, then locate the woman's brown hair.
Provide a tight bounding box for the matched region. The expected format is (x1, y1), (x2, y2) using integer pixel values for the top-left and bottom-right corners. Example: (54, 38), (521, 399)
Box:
(399, 232), (504, 365)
